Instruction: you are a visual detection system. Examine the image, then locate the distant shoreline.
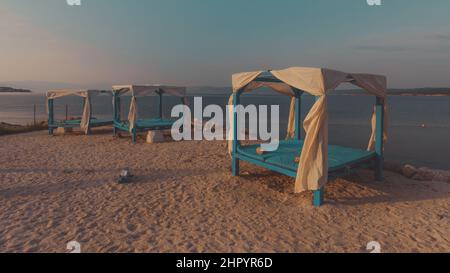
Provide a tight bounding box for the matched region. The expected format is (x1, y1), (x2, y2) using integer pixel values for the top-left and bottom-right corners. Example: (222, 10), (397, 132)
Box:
(336, 93), (450, 97)
(0, 87), (32, 93)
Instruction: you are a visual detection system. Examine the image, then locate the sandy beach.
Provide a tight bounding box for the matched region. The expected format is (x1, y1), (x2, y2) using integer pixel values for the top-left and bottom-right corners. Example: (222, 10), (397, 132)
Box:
(0, 129), (449, 253)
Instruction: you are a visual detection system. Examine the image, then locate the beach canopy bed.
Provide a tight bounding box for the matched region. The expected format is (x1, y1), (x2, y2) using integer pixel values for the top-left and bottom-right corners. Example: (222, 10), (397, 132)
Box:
(46, 89), (113, 135)
(111, 85), (188, 143)
(229, 67), (388, 206)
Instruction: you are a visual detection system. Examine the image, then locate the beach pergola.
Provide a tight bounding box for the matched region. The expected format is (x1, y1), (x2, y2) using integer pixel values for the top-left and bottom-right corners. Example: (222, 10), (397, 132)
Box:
(111, 85), (188, 143)
(46, 89), (113, 135)
(229, 67), (388, 206)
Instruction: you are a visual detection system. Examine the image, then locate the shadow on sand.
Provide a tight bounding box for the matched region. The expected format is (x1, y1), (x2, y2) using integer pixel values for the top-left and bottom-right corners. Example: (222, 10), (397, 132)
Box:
(237, 168), (450, 206)
(0, 167), (218, 199)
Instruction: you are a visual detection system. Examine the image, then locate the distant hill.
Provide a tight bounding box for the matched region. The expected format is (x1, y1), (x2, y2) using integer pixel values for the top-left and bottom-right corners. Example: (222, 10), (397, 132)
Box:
(335, 88), (450, 96)
(0, 87), (31, 93)
(0, 81), (111, 93)
(187, 86), (230, 95)
(388, 88), (450, 96)
(188, 87), (450, 96)
(1, 81), (449, 96)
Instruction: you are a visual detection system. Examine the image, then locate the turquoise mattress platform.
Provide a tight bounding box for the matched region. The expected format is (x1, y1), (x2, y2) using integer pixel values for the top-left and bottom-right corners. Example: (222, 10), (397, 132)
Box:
(236, 140), (376, 178)
(113, 118), (177, 142)
(48, 118), (112, 130)
(114, 119), (177, 131)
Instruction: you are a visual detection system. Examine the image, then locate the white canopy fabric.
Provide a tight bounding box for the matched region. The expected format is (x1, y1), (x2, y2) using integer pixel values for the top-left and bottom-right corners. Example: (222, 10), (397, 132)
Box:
(229, 67), (388, 193)
(46, 89), (107, 134)
(111, 85), (187, 132)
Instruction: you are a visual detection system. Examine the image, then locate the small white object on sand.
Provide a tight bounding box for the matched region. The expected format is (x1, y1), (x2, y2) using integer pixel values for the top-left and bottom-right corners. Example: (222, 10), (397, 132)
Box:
(56, 127), (73, 134)
(118, 168), (134, 184)
(146, 130), (165, 143)
(401, 164), (417, 178)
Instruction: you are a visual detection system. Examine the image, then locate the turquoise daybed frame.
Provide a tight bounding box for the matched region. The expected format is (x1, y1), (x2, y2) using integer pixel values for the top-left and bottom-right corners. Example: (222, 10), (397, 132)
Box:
(111, 85), (187, 143)
(47, 90), (113, 135)
(230, 69), (387, 207)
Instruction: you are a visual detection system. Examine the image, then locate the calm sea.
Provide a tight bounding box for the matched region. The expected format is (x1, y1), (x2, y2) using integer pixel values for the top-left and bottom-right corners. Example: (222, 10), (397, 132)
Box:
(1, 92), (449, 170)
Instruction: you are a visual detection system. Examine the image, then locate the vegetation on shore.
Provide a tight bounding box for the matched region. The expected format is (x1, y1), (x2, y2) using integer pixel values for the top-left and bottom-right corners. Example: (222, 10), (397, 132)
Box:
(335, 88), (450, 96)
(0, 121), (47, 136)
(0, 87), (32, 93)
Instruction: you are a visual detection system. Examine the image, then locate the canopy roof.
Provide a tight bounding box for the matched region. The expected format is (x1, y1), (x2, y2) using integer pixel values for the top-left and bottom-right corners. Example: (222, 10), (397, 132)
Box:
(232, 67), (387, 98)
(112, 85), (186, 98)
(47, 89), (110, 99)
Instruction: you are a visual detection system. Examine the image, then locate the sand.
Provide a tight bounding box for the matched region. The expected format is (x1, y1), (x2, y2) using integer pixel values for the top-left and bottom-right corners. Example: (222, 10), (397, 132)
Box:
(0, 129), (449, 253)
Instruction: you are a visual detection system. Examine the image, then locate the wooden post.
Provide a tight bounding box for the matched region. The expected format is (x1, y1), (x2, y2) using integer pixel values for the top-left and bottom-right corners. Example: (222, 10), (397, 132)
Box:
(33, 104), (37, 126)
(375, 97), (385, 181)
(158, 91), (163, 120)
(232, 93), (240, 176)
(48, 99), (54, 135)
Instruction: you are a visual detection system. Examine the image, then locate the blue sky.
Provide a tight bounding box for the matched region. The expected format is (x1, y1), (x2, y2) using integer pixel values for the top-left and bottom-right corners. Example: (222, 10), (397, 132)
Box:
(1, 0), (450, 88)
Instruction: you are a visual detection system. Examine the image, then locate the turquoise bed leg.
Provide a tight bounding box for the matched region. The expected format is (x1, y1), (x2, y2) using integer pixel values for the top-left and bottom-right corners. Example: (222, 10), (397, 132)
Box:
(158, 91), (163, 119)
(112, 93), (120, 137)
(47, 99), (54, 136)
(294, 90), (302, 141)
(232, 157), (239, 176)
(313, 188), (324, 207)
(132, 129), (137, 144)
(375, 97), (385, 181)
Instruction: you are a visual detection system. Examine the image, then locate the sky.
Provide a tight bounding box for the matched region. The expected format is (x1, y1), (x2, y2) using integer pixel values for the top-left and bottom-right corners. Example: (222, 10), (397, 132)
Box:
(1, 0), (450, 88)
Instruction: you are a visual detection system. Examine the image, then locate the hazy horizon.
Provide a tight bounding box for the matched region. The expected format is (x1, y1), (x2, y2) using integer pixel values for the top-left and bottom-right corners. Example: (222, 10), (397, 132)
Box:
(2, 0), (450, 88)
(3, 80), (450, 94)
